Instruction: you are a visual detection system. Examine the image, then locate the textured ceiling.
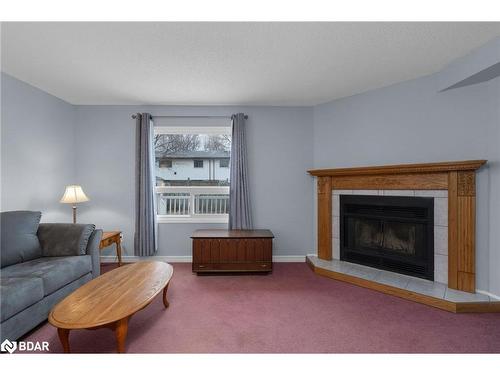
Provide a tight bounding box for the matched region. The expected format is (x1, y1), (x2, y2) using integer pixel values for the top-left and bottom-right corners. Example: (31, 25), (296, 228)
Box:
(2, 22), (500, 105)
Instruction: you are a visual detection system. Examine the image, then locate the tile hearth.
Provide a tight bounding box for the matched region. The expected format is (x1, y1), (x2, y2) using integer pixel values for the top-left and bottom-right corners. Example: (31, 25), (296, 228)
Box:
(307, 255), (496, 303)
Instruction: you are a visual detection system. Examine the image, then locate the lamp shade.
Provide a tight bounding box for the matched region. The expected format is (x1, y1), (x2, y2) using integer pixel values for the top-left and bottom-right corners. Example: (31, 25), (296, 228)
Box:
(60, 185), (90, 204)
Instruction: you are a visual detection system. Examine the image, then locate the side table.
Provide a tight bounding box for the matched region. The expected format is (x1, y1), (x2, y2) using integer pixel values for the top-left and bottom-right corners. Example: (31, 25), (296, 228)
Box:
(100, 231), (123, 266)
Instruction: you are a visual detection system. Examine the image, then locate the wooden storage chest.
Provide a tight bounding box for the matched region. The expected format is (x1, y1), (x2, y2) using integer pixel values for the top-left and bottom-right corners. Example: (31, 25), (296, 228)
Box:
(191, 229), (274, 273)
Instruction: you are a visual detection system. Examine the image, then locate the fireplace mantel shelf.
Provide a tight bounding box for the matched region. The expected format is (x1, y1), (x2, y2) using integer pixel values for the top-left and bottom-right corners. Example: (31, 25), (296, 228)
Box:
(308, 160), (486, 177)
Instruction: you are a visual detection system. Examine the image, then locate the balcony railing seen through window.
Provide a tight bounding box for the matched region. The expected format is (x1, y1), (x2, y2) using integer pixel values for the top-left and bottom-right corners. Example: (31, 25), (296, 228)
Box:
(156, 186), (229, 221)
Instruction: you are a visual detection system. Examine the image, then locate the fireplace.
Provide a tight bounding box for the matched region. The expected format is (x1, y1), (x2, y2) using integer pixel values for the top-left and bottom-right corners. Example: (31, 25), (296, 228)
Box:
(340, 195), (434, 280)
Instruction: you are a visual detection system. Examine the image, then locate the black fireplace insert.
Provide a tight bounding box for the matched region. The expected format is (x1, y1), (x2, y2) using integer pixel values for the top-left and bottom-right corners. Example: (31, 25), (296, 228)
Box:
(340, 195), (434, 280)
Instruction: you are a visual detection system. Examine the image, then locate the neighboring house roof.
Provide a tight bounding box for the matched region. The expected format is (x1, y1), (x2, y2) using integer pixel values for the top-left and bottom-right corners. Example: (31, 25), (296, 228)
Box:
(156, 150), (230, 159)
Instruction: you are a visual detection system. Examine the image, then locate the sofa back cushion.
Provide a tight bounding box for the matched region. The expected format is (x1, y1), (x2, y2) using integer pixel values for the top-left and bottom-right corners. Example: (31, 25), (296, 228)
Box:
(0, 211), (42, 268)
(38, 223), (96, 256)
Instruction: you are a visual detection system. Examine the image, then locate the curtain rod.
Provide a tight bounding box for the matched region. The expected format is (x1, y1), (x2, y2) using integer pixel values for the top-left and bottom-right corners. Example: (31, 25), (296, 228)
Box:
(131, 114), (248, 120)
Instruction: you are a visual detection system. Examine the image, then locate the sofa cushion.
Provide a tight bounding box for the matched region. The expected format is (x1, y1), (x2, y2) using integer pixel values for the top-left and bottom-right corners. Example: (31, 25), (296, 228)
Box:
(38, 223), (96, 256)
(1, 256), (92, 296)
(0, 211), (42, 268)
(0, 277), (44, 322)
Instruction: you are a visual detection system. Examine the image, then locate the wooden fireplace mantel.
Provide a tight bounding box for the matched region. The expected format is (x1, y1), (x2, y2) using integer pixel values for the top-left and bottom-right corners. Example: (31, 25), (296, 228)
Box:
(308, 160), (487, 177)
(308, 160), (487, 293)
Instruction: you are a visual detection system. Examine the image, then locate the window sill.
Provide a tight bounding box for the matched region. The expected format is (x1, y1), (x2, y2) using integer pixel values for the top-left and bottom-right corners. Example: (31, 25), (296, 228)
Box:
(157, 215), (229, 224)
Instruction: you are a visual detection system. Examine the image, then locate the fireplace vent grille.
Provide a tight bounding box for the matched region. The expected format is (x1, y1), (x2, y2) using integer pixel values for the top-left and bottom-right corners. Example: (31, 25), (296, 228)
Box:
(344, 204), (429, 220)
(343, 251), (427, 276)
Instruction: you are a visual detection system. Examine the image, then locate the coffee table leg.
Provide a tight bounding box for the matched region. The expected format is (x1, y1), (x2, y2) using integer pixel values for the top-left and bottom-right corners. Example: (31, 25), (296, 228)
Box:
(163, 283), (170, 308)
(58, 328), (70, 353)
(115, 317), (128, 353)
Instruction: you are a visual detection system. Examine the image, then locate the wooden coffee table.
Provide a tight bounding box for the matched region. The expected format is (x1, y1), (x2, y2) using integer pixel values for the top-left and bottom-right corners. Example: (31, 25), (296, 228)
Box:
(48, 261), (173, 353)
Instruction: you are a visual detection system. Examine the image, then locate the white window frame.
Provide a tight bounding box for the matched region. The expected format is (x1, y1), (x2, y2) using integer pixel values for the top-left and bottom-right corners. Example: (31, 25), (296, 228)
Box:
(155, 126), (231, 135)
(154, 126), (231, 224)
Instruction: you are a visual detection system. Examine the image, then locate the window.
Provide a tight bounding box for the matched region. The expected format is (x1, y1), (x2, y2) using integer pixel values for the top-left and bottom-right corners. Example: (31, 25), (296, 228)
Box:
(154, 126), (231, 223)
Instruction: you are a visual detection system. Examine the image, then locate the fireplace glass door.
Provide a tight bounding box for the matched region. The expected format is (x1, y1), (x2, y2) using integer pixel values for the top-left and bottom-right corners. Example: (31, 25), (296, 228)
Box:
(340, 195), (434, 280)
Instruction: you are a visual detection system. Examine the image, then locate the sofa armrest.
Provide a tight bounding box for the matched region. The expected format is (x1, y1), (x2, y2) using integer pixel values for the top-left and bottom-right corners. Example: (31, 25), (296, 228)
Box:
(86, 229), (103, 277)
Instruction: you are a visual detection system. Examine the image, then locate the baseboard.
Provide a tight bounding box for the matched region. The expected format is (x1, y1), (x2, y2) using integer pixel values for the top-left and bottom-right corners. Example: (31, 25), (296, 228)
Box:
(272, 256), (306, 262)
(100, 255), (191, 263)
(100, 255), (306, 263)
(477, 289), (500, 301)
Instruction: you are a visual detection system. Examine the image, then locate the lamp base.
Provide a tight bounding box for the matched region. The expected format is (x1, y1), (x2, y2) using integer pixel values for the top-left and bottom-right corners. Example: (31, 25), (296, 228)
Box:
(72, 206), (77, 224)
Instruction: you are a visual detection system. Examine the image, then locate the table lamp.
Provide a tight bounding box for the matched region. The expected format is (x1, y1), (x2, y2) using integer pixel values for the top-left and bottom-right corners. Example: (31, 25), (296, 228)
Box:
(60, 185), (90, 223)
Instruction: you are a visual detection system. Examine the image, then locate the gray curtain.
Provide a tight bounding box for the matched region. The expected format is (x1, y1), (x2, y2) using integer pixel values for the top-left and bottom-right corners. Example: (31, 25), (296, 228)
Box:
(134, 113), (158, 256)
(229, 113), (253, 230)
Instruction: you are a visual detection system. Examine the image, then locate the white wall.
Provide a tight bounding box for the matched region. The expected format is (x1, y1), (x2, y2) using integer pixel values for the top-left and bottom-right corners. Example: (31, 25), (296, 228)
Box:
(312, 73), (500, 294)
(1, 73), (76, 222)
(73, 105), (314, 258)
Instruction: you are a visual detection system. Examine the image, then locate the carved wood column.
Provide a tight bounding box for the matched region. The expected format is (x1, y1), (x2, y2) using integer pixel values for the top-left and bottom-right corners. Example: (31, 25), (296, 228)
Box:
(317, 176), (332, 260)
(448, 171), (476, 292)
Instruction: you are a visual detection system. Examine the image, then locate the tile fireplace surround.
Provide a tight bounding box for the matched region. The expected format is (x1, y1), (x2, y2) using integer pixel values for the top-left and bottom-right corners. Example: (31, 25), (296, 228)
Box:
(308, 160), (500, 313)
(332, 189), (448, 284)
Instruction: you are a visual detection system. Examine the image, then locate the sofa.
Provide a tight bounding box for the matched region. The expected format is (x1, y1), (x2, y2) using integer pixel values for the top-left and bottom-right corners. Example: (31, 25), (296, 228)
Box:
(0, 211), (102, 341)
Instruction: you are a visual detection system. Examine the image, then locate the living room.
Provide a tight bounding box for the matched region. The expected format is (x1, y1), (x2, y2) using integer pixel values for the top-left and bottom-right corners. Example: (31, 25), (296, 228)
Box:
(1, 1), (500, 373)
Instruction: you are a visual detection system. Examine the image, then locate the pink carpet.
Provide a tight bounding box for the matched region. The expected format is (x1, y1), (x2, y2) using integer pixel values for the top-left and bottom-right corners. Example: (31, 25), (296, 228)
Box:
(23, 263), (500, 353)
